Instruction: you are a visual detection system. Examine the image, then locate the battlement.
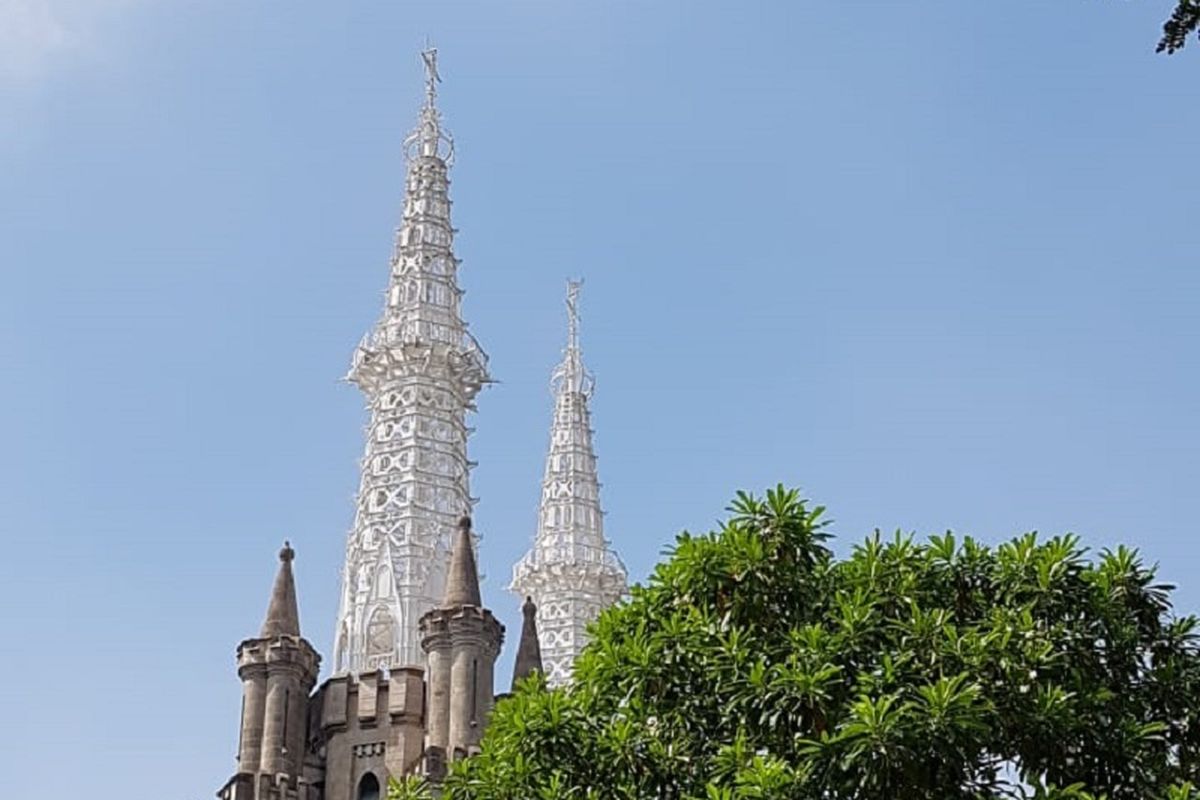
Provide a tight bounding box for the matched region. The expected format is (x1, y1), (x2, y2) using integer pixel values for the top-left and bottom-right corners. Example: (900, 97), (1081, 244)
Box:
(306, 669), (426, 800)
(237, 635), (321, 681)
(217, 771), (308, 800)
(418, 605), (504, 653)
(316, 667), (424, 732)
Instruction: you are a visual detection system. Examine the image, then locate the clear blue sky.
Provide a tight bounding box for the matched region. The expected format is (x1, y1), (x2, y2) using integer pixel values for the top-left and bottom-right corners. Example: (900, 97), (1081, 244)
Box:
(0, 1), (1196, 796)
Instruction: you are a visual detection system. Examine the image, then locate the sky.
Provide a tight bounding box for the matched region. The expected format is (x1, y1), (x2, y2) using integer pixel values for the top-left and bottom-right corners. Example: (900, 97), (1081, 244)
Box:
(0, 0), (1197, 796)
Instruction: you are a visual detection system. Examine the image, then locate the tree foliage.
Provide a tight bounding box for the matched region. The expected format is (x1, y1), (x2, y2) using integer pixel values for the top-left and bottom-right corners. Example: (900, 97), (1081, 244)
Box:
(392, 487), (1200, 800)
(1160, 0), (1200, 53)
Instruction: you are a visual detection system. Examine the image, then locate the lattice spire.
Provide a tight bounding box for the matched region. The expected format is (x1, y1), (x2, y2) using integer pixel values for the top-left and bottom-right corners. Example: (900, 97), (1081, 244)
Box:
(509, 281), (627, 686)
(333, 48), (490, 674)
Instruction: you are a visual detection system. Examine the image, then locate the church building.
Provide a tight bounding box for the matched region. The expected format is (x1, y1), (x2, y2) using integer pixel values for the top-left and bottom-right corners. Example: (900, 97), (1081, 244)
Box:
(215, 49), (626, 800)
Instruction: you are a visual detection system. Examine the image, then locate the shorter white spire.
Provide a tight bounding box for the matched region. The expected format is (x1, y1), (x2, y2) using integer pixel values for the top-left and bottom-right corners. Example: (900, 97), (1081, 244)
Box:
(510, 281), (627, 686)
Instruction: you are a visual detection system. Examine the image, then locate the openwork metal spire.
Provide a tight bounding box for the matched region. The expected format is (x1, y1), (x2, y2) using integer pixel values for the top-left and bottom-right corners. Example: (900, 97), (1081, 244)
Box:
(333, 48), (490, 674)
(510, 281), (627, 686)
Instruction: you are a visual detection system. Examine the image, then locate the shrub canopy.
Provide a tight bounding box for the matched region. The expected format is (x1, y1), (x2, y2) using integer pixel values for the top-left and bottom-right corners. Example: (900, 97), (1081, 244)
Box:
(393, 487), (1200, 800)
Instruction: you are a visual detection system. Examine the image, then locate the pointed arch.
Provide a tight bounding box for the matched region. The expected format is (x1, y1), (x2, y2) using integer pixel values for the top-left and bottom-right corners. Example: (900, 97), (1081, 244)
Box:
(365, 606), (395, 659)
(357, 773), (381, 800)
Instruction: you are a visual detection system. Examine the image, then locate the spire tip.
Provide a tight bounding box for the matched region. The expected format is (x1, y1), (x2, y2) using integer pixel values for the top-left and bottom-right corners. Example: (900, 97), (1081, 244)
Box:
(407, 45), (453, 162)
(443, 516), (482, 608)
(262, 542), (301, 638)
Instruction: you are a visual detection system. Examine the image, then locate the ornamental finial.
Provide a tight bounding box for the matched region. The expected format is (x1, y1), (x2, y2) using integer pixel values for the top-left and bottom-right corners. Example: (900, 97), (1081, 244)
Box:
(421, 44), (441, 109)
(566, 279), (582, 353)
(406, 44), (454, 162)
(554, 279), (593, 397)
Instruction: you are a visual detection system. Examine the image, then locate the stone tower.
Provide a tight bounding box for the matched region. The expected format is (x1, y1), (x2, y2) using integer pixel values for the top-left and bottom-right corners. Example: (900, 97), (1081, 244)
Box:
(510, 281), (627, 686)
(333, 46), (491, 674)
(219, 544), (322, 800)
(419, 517), (505, 768)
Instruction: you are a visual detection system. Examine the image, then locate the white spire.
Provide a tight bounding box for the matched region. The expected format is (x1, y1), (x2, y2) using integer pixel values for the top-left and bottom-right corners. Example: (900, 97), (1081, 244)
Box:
(333, 49), (490, 674)
(510, 280), (627, 686)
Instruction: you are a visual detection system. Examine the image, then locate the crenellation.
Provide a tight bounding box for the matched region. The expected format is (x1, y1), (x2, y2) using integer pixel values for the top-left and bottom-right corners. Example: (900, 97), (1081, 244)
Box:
(355, 671), (378, 724)
(310, 670), (428, 800)
(319, 678), (347, 730)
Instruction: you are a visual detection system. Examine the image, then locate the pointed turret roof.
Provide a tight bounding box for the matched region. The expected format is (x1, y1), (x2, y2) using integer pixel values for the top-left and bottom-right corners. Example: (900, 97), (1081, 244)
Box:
(443, 517), (482, 608)
(261, 542), (301, 638)
(511, 596), (544, 690)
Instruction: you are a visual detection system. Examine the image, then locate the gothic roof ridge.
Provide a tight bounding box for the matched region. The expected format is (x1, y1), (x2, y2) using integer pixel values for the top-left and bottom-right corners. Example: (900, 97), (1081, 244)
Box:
(261, 541), (301, 639)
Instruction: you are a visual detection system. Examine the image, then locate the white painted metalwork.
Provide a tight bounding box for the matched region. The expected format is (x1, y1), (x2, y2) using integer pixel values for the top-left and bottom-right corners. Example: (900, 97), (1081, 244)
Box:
(510, 281), (627, 686)
(333, 48), (490, 673)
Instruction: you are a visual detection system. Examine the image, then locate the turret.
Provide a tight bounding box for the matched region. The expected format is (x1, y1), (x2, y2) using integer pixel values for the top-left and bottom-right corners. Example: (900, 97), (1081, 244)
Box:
(419, 517), (504, 770)
(219, 543), (321, 800)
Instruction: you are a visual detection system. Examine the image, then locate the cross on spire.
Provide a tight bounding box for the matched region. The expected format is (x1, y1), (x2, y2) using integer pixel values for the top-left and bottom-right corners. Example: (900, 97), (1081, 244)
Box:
(566, 279), (582, 353)
(407, 44), (453, 162)
(421, 44), (441, 108)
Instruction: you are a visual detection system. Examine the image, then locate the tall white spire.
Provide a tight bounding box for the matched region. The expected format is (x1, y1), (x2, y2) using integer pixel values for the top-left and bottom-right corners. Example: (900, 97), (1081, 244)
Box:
(510, 281), (627, 686)
(333, 48), (490, 674)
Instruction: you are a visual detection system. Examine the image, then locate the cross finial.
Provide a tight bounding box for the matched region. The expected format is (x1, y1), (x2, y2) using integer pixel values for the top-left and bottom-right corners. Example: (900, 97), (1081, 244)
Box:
(566, 279), (583, 352)
(421, 44), (441, 108)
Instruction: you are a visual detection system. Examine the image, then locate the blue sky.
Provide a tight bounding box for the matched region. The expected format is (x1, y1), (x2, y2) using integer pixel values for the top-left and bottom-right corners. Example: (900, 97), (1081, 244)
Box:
(1, 1), (1197, 796)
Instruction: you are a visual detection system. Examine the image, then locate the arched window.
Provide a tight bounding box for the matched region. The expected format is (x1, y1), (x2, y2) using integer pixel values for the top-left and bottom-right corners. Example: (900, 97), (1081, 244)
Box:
(358, 773), (381, 800)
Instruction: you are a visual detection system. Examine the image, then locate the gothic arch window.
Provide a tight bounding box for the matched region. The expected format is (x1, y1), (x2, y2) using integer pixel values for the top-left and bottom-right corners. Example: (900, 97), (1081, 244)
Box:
(358, 773), (381, 800)
(366, 607), (395, 659)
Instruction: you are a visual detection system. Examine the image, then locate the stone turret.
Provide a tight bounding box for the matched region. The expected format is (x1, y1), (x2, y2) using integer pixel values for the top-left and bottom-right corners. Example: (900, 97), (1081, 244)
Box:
(219, 543), (322, 800)
(511, 597), (544, 690)
(419, 517), (504, 771)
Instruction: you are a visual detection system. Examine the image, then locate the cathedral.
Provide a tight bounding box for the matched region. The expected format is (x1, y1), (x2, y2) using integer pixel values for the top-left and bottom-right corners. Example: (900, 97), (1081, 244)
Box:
(215, 49), (627, 800)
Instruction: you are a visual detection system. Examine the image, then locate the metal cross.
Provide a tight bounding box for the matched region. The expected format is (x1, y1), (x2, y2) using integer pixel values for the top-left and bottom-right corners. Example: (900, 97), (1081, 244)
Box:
(421, 46), (441, 105)
(566, 279), (583, 350)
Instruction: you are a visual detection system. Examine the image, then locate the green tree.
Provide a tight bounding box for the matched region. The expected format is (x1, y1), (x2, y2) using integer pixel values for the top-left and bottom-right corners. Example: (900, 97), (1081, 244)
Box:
(1161, 1), (1200, 53)
(392, 487), (1200, 800)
